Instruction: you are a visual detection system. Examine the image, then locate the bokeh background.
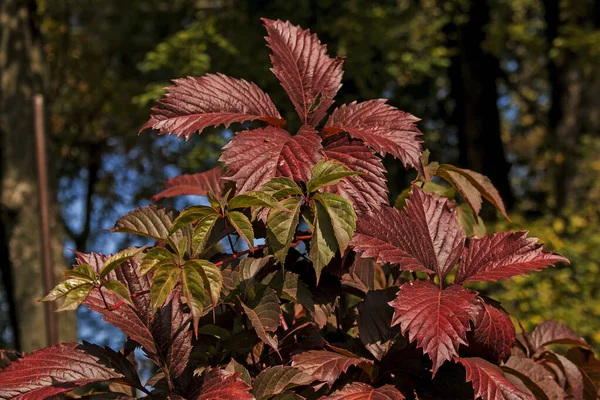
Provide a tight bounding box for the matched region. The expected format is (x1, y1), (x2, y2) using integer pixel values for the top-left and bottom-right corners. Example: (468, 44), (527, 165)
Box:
(1, 0), (599, 357)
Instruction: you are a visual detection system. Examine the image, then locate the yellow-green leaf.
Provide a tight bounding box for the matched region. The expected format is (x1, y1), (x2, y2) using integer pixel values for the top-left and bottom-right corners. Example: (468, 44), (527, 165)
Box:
(150, 264), (180, 313)
(227, 211), (255, 249)
(182, 263), (206, 334)
(191, 214), (220, 257)
(170, 205), (217, 234)
(140, 247), (176, 276)
(307, 160), (360, 193)
(186, 259), (222, 308)
(103, 279), (134, 307)
(309, 200), (338, 283)
(267, 197), (302, 263)
(313, 193), (356, 253)
(64, 264), (97, 283)
(42, 278), (90, 302)
(56, 283), (94, 311)
(100, 246), (146, 278)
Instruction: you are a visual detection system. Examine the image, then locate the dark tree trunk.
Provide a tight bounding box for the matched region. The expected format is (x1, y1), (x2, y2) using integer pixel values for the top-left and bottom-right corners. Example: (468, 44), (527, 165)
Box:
(447, 0), (515, 212)
(0, 0), (76, 351)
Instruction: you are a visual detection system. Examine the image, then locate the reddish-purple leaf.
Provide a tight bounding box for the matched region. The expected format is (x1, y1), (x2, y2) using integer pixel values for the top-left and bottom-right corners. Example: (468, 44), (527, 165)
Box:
(0, 343), (129, 399)
(323, 100), (423, 170)
(291, 350), (373, 387)
(220, 126), (322, 193)
(323, 136), (389, 214)
(467, 299), (515, 364)
(195, 368), (254, 400)
(548, 353), (586, 400)
(504, 357), (568, 400)
(530, 320), (589, 350)
(455, 232), (569, 284)
(351, 187), (465, 279)
(151, 290), (192, 379)
(320, 382), (405, 400)
(252, 366), (314, 399)
(153, 166), (226, 201)
(262, 18), (344, 126)
(357, 288), (399, 361)
(437, 164), (510, 220)
(140, 73), (283, 139)
(389, 281), (481, 375)
(457, 357), (534, 400)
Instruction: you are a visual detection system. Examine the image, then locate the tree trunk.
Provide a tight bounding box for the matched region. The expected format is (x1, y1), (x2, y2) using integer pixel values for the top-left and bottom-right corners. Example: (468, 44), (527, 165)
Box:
(447, 0), (515, 212)
(0, 0), (76, 352)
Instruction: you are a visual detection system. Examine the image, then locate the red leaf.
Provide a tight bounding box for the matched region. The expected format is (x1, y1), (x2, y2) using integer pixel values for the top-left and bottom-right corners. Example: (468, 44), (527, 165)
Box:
(220, 126), (323, 193)
(320, 382), (405, 400)
(351, 187), (465, 279)
(389, 281), (481, 375)
(457, 357), (534, 400)
(262, 18), (344, 126)
(195, 368), (254, 400)
(153, 166), (226, 201)
(530, 320), (589, 350)
(0, 343), (128, 399)
(455, 232), (569, 284)
(323, 100), (423, 170)
(467, 299), (515, 364)
(323, 136), (389, 214)
(504, 357), (568, 400)
(140, 73), (283, 139)
(291, 350), (373, 387)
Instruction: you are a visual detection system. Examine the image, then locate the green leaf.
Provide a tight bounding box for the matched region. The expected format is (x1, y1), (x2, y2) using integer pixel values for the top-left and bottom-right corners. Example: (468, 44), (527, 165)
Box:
(207, 191), (222, 210)
(186, 259), (222, 308)
(191, 214), (220, 257)
(307, 160), (360, 193)
(150, 264), (180, 313)
(227, 211), (255, 249)
(394, 186), (412, 211)
(100, 246), (146, 278)
(57, 283), (94, 311)
(112, 205), (180, 247)
(228, 191), (280, 210)
(267, 197), (302, 264)
(140, 247), (176, 276)
(198, 324), (232, 340)
(42, 278), (91, 302)
(170, 205), (217, 234)
(103, 279), (134, 307)
(225, 358), (251, 385)
(309, 200), (338, 283)
(456, 203), (486, 238)
(64, 264), (97, 283)
(261, 177), (303, 199)
(313, 193), (356, 253)
(182, 263), (206, 334)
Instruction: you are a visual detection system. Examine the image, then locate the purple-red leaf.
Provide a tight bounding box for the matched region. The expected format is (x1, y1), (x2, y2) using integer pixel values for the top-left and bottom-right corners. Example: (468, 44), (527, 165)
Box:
(153, 166), (226, 201)
(0, 343), (130, 399)
(220, 126), (323, 193)
(455, 231), (569, 284)
(457, 357), (534, 400)
(323, 100), (423, 170)
(467, 299), (516, 364)
(195, 368), (254, 400)
(320, 382), (405, 400)
(291, 350), (373, 387)
(262, 18), (344, 126)
(351, 187), (465, 279)
(140, 73), (283, 139)
(504, 357), (568, 400)
(389, 281), (481, 375)
(323, 136), (389, 214)
(530, 320), (589, 350)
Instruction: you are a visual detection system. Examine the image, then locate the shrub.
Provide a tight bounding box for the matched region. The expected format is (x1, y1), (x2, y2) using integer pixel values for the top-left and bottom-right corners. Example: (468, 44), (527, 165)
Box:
(1, 18), (598, 400)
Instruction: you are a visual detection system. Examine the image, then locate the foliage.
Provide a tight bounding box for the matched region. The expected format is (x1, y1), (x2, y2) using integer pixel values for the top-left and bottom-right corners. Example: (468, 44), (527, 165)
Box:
(1, 19), (598, 400)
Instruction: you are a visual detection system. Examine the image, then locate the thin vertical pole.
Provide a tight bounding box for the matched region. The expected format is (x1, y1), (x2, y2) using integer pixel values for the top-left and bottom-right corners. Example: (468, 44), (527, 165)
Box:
(33, 94), (58, 346)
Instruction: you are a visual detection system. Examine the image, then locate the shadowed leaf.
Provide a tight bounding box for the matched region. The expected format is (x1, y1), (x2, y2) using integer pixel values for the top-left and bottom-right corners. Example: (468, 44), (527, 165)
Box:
(457, 357), (533, 400)
(153, 166), (227, 201)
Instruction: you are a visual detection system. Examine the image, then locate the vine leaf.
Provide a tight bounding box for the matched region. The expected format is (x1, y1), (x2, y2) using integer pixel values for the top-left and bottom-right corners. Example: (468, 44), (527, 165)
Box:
(291, 350), (373, 387)
(457, 357), (534, 400)
(389, 281), (481, 375)
(351, 187), (464, 280)
(100, 246), (146, 278)
(150, 264), (180, 313)
(357, 288), (400, 361)
(323, 136), (389, 214)
(437, 164), (510, 220)
(503, 357), (568, 400)
(310, 199), (338, 283)
(241, 287), (281, 352)
(252, 366), (314, 399)
(153, 166), (227, 201)
(0, 342), (139, 399)
(323, 99), (423, 171)
(181, 263), (206, 334)
(262, 18), (344, 126)
(466, 299), (515, 364)
(320, 382), (405, 400)
(307, 160), (360, 194)
(455, 231), (569, 284)
(103, 280), (134, 307)
(267, 197), (302, 263)
(220, 126), (323, 193)
(530, 320), (589, 350)
(140, 73), (284, 139)
(226, 211), (255, 249)
(195, 368), (254, 400)
(112, 205), (181, 248)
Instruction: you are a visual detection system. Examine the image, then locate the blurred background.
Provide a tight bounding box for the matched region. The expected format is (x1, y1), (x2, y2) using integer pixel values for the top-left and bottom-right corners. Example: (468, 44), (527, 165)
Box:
(1, 0), (599, 355)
